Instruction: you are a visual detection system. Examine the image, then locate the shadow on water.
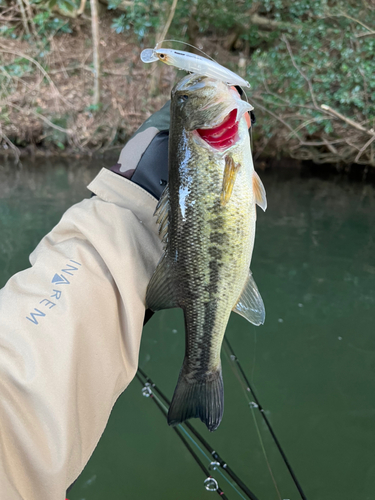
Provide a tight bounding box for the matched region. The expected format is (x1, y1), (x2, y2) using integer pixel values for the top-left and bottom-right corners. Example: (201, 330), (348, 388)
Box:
(1, 158), (375, 500)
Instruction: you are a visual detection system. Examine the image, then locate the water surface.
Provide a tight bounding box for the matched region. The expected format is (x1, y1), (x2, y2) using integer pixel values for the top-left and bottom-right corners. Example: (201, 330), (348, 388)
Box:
(0, 159), (374, 500)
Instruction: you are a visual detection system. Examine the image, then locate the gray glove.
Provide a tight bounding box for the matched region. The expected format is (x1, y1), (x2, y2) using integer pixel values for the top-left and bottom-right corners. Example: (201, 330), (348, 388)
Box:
(111, 101), (171, 200)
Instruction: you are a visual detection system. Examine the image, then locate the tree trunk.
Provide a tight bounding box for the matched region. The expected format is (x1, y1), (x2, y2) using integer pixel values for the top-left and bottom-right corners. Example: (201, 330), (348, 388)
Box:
(90, 0), (101, 106)
(187, 5), (199, 53)
(23, 0), (38, 37)
(16, 0), (30, 36)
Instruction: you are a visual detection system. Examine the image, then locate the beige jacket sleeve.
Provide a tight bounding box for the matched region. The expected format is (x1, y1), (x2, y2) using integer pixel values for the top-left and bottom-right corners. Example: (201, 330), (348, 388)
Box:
(0, 168), (163, 500)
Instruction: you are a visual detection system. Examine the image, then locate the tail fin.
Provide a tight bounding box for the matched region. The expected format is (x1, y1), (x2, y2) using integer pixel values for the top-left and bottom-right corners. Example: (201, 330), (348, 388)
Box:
(167, 361), (224, 432)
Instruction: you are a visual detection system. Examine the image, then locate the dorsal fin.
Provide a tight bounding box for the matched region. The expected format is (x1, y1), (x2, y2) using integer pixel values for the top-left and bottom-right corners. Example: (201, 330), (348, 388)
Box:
(253, 171), (267, 211)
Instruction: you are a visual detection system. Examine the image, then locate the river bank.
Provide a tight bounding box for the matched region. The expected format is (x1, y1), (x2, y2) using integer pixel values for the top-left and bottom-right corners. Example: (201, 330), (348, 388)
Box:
(1, 7), (374, 169)
(1, 14), (245, 160)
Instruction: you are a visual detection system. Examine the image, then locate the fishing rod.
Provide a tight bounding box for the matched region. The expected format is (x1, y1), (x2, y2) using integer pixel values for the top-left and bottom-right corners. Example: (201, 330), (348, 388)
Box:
(223, 337), (308, 500)
(137, 366), (259, 500)
(136, 369), (258, 500)
(135, 372), (229, 499)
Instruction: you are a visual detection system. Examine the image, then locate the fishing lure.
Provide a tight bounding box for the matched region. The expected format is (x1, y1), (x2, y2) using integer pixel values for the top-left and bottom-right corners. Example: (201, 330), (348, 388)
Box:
(141, 47), (250, 88)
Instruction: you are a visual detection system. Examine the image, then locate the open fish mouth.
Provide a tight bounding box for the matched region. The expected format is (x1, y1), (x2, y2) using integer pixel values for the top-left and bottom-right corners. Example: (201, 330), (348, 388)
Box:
(196, 108), (239, 150)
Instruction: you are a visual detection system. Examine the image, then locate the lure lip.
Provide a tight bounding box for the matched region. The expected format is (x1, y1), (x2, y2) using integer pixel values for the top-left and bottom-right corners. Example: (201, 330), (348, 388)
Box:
(140, 48), (158, 63)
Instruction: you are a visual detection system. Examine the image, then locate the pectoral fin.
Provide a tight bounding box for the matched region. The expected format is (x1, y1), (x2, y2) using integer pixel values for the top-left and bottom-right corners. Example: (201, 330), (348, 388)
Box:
(146, 254), (176, 311)
(253, 171), (267, 211)
(221, 156), (241, 206)
(233, 270), (265, 325)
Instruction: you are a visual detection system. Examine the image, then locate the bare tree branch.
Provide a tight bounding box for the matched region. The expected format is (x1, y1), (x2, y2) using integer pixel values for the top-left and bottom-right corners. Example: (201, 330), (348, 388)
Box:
(355, 31), (375, 39)
(90, 0), (101, 106)
(282, 34), (319, 110)
(286, 117), (331, 140)
(250, 13), (302, 30)
(16, 0), (30, 35)
(354, 135), (375, 163)
(157, 0), (179, 45)
(0, 45), (72, 107)
(0, 124), (20, 163)
(250, 97), (303, 140)
(336, 12), (374, 34)
(7, 103), (73, 134)
(77, 0), (87, 15)
(321, 104), (375, 136)
(22, 0), (38, 37)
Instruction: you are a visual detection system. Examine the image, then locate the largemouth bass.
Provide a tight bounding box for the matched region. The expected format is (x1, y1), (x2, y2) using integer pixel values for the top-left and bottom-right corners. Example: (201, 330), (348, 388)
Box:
(146, 74), (267, 431)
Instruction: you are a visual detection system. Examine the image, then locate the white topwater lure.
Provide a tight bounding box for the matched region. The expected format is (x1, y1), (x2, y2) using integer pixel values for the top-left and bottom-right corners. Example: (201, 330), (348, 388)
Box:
(141, 47), (250, 88)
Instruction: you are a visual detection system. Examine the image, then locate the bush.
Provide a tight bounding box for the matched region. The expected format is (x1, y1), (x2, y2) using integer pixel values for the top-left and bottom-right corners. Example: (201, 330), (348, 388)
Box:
(0, 0), (374, 164)
(109, 0), (375, 164)
(247, 2), (375, 164)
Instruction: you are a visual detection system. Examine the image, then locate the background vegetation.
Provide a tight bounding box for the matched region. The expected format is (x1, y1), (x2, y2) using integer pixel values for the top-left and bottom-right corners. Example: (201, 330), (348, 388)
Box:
(0, 0), (374, 166)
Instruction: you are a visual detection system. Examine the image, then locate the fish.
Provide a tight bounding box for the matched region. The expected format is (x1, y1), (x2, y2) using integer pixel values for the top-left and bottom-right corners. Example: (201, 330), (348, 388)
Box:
(146, 74), (267, 431)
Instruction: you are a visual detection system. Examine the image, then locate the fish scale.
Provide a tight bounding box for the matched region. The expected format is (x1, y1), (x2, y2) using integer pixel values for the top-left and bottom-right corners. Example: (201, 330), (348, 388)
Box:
(146, 74), (266, 431)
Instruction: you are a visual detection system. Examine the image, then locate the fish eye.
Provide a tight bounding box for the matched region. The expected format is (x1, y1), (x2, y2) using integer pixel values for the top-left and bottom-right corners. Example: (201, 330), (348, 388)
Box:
(159, 53), (166, 59)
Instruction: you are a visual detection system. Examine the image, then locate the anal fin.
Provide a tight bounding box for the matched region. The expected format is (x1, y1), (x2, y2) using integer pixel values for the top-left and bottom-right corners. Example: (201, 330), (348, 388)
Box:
(233, 270), (265, 325)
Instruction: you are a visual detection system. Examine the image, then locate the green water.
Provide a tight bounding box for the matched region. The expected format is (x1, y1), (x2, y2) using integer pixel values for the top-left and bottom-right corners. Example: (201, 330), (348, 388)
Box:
(0, 159), (374, 500)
